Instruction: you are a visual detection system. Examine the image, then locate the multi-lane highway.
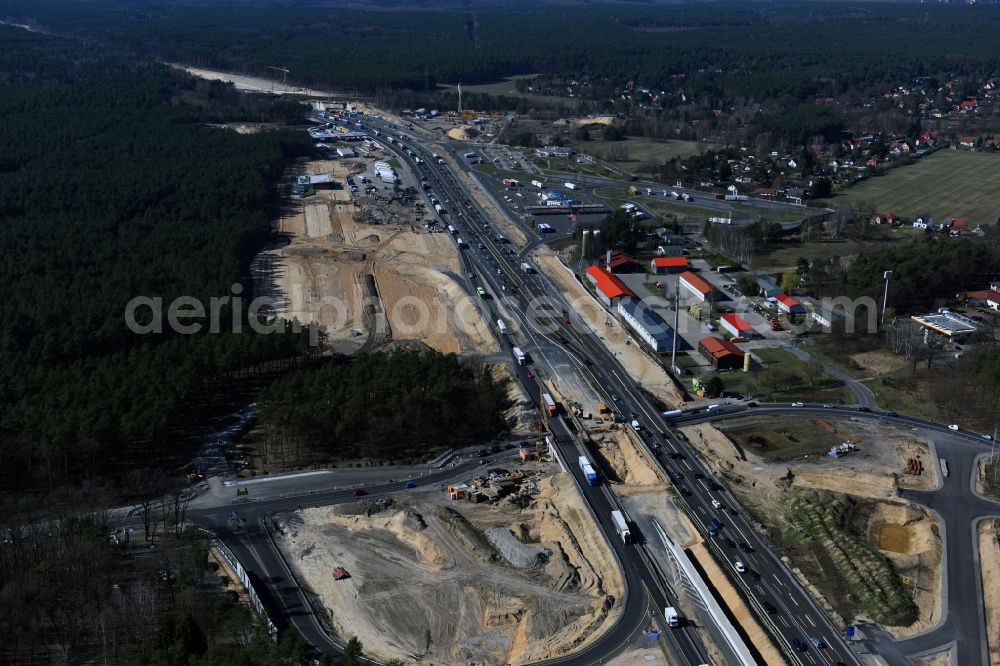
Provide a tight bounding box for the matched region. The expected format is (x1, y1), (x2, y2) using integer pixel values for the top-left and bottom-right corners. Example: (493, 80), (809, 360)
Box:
(365, 115), (864, 665)
(370, 119), (714, 665)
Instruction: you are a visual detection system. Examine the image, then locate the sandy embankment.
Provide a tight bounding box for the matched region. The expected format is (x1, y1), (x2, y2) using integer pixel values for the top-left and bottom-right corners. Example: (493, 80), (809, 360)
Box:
(257, 158), (497, 356)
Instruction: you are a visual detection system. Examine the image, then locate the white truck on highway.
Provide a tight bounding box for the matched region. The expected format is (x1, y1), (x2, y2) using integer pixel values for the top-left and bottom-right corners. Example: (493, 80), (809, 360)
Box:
(521, 262), (534, 274)
(564, 182), (577, 190)
(578, 456), (598, 486)
(531, 180), (543, 188)
(496, 319), (508, 334)
(630, 419), (642, 432)
(513, 347), (527, 365)
(664, 607), (680, 627)
(611, 510), (631, 544)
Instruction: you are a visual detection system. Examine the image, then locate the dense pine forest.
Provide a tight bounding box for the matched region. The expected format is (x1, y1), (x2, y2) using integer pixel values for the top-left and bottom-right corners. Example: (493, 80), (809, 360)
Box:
(0, 25), (317, 493)
(257, 351), (510, 464)
(7, 0), (1000, 102)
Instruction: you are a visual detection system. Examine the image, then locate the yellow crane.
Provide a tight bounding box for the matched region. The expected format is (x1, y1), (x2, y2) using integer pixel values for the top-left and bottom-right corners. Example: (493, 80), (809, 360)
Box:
(265, 66), (289, 86)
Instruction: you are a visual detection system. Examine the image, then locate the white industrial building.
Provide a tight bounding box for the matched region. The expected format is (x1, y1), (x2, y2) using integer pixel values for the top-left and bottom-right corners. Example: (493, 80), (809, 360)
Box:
(617, 297), (674, 352)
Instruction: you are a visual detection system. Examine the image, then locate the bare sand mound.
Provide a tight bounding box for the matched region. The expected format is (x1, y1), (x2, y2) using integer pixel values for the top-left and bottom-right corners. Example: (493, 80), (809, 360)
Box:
(448, 124), (479, 141)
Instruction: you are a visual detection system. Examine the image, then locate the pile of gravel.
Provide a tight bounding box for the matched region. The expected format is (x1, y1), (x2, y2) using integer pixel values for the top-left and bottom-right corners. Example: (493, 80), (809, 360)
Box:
(483, 527), (549, 569)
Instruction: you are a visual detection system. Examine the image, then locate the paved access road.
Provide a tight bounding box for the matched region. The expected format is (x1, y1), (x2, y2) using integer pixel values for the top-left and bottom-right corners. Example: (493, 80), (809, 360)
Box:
(680, 403), (1000, 665)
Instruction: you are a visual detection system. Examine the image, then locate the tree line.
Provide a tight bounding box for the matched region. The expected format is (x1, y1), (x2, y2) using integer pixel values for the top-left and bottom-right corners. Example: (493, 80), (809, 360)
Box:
(9, 1), (1000, 106)
(257, 351), (510, 465)
(0, 26), (317, 493)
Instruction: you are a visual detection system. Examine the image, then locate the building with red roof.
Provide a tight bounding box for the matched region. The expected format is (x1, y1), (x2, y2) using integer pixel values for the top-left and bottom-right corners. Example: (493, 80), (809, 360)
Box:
(678, 271), (713, 302)
(720, 313), (754, 338)
(775, 292), (806, 314)
(602, 250), (642, 274)
(650, 256), (689, 274)
(585, 265), (635, 306)
(699, 336), (746, 370)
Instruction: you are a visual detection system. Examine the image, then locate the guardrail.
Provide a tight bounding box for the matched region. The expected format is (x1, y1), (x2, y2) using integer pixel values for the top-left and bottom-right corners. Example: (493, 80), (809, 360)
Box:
(210, 536), (278, 639)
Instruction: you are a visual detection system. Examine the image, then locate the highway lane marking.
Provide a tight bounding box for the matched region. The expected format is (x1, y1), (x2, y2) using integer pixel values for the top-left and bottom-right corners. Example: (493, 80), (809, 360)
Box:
(788, 593), (799, 606)
(796, 614), (808, 628)
(778, 615), (789, 628)
(805, 614), (816, 627)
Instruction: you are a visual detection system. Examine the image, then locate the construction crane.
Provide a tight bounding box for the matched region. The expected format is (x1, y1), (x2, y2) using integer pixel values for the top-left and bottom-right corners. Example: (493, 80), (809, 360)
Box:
(265, 66), (289, 87)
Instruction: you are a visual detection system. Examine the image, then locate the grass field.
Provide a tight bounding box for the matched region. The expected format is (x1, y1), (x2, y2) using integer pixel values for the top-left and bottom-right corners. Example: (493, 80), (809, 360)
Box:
(572, 136), (703, 165)
(719, 417), (848, 460)
(837, 150), (1000, 227)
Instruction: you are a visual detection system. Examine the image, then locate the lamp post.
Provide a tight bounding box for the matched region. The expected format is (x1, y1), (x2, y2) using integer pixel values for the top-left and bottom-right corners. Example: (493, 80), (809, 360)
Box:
(881, 270), (892, 327)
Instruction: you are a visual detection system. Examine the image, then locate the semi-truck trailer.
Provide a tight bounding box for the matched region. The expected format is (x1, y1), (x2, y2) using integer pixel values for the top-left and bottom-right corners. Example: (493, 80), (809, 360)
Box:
(664, 607), (680, 627)
(513, 347), (526, 365)
(611, 510), (631, 544)
(662, 409), (683, 418)
(542, 393), (556, 417)
(502, 178), (520, 188)
(578, 456), (598, 486)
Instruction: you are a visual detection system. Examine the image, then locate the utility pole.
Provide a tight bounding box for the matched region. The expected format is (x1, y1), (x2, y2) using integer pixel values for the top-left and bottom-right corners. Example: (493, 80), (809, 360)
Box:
(671, 278), (680, 374)
(457, 82), (463, 114)
(881, 270), (892, 327)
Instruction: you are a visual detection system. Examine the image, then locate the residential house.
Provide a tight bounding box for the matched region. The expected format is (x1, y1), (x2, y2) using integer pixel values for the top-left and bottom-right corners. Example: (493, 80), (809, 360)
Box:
(912, 214), (934, 229)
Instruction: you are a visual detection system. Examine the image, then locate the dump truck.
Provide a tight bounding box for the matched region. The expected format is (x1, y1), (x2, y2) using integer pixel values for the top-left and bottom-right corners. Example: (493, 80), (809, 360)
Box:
(578, 456), (599, 486)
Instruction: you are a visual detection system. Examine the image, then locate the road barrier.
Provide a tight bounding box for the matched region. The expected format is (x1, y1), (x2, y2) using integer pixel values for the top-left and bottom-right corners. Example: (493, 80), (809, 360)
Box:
(211, 537), (278, 639)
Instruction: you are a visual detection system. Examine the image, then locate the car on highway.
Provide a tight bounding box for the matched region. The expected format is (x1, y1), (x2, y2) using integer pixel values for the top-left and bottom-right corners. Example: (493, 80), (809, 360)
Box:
(762, 601), (777, 614)
(734, 560), (746, 573)
(948, 424), (960, 430)
(884, 411), (898, 417)
(983, 434), (994, 440)
(810, 637), (824, 648)
(746, 401), (758, 407)
(724, 537), (736, 548)
(711, 499), (721, 509)
(823, 403), (834, 408)
(352, 488), (368, 496)
(792, 638), (807, 652)
(404, 480), (417, 489)
(739, 542), (754, 553)
(791, 402), (804, 407)
(749, 569), (761, 580)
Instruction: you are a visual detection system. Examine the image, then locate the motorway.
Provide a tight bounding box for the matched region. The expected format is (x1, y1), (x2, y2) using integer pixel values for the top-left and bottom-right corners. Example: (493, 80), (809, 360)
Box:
(367, 116), (865, 665)
(374, 119), (714, 665)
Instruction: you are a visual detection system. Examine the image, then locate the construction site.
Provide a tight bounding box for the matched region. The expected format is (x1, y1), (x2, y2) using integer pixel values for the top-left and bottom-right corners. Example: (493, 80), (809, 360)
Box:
(253, 154), (497, 357)
(272, 456), (625, 665)
(680, 418), (944, 636)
